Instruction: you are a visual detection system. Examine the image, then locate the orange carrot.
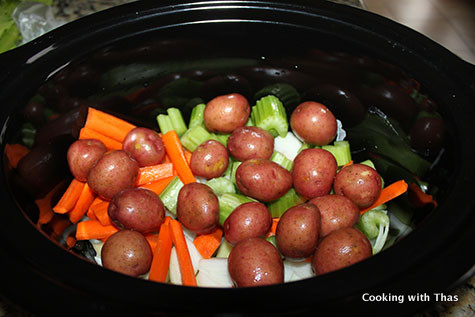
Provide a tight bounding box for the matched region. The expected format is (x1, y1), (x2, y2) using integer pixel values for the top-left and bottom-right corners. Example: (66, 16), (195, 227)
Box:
(76, 219), (119, 240)
(193, 227), (223, 259)
(68, 183), (96, 223)
(184, 150), (192, 165)
(34, 181), (66, 226)
(140, 176), (175, 195)
(87, 196), (106, 220)
(53, 179), (85, 214)
(84, 107), (136, 143)
(90, 201), (111, 226)
(360, 180), (408, 215)
(169, 219), (197, 286)
(266, 218), (280, 238)
(342, 160), (354, 168)
(4, 143), (30, 168)
(66, 236), (77, 249)
(162, 130), (196, 185)
(149, 217), (173, 283)
(49, 215), (72, 238)
(79, 127), (123, 151)
(136, 163), (175, 186)
(408, 182), (438, 208)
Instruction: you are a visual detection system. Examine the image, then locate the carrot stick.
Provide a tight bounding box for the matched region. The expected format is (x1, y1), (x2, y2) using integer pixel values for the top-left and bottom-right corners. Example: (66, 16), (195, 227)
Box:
(139, 176), (175, 195)
(35, 181), (66, 226)
(184, 150), (192, 165)
(76, 219), (119, 240)
(90, 201), (111, 226)
(145, 233), (160, 251)
(360, 180), (408, 215)
(49, 215), (72, 238)
(84, 107), (136, 143)
(136, 163), (175, 186)
(342, 160), (354, 168)
(79, 127), (123, 151)
(87, 196), (106, 220)
(193, 227), (223, 259)
(266, 218), (280, 238)
(169, 219), (197, 286)
(149, 217), (173, 283)
(162, 130), (196, 185)
(86, 207), (97, 221)
(53, 179), (85, 214)
(68, 183), (96, 223)
(66, 236), (77, 249)
(4, 143), (30, 168)
(408, 182), (438, 208)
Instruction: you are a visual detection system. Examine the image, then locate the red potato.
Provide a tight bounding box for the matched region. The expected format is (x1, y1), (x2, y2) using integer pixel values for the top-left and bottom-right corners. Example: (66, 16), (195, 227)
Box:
(275, 203), (321, 259)
(67, 139), (107, 181)
(101, 229), (153, 277)
(87, 150), (139, 200)
(224, 202), (272, 245)
(122, 127), (165, 167)
(292, 148), (337, 199)
(108, 187), (165, 233)
(227, 126), (274, 161)
(309, 194), (360, 238)
(204, 93), (250, 133)
(333, 163), (382, 209)
(290, 101), (337, 146)
(312, 227), (372, 275)
(190, 140), (229, 179)
(176, 182), (219, 234)
(228, 237), (284, 287)
(235, 159), (293, 202)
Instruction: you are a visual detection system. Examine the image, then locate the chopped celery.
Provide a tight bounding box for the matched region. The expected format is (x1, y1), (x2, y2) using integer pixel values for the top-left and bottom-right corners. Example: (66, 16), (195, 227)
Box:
(189, 103), (206, 128)
(267, 188), (305, 218)
(274, 131), (303, 161)
(321, 140), (351, 167)
(159, 176), (184, 216)
(254, 83), (301, 109)
(218, 193), (255, 226)
(270, 151), (293, 171)
(156, 107), (187, 137)
(297, 142), (312, 154)
(206, 177), (236, 196)
(180, 125), (214, 152)
(216, 239), (233, 258)
(21, 123), (36, 148)
(251, 95), (288, 137)
(222, 157), (234, 180)
(230, 161), (242, 186)
(356, 209), (390, 254)
(266, 235), (278, 249)
(210, 132), (230, 147)
(245, 117), (254, 126)
(360, 159), (385, 188)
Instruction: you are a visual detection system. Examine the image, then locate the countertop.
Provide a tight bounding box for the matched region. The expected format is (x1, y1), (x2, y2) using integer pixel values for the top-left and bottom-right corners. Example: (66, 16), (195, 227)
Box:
(1, 0), (473, 316)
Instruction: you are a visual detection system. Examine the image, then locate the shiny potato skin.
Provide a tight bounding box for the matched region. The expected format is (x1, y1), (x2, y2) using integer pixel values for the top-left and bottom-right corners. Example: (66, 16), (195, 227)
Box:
(227, 126), (274, 161)
(312, 227), (372, 275)
(203, 93), (250, 133)
(275, 203), (321, 259)
(228, 237), (284, 287)
(333, 163), (382, 209)
(309, 194), (360, 238)
(290, 101), (337, 146)
(190, 140), (229, 179)
(235, 159), (292, 202)
(176, 183), (219, 234)
(108, 187), (165, 233)
(101, 229), (153, 277)
(122, 127), (165, 167)
(67, 138), (107, 181)
(87, 150), (139, 200)
(292, 148), (337, 199)
(224, 202), (272, 245)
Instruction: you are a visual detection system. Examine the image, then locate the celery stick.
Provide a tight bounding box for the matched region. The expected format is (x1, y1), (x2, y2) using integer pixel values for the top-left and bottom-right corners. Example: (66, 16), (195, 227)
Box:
(206, 177), (236, 196)
(157, 114), (174, 135)
(322, 140), (351, 166)
(210, 132), (230, 147)
(218, 193), (255, 226)
(251, 95), (288, 137)
(189, 103), (206, 128)
(159, 176), (184, 216)
(270, 151), (293, 171)
(230, 161), (242, 186)
(360, 159), (384, 187)
(356, 209), (389, 239)
(267, 188), (305, 218)
(167, 108), (187, 136)
(222, 157), (234, 180)
(180, 125), (214, 151)
(254, 83), (301, 109)
(216, 239), (233, 258)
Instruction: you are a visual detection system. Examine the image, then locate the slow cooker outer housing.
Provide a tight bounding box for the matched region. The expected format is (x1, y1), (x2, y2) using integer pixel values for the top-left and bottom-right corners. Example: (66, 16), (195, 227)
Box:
(0, 1), (474, 315)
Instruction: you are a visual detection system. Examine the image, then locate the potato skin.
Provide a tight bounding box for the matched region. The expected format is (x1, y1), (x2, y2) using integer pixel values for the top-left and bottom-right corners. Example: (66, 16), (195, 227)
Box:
(224, 202), (272, 245)
(204, 93), (250, 133)
(290, 101), (337, 146)
(122, 127), (165, 167)
(292, 148), (337, 199)
(275, 203), (321, 259)
(87, 150), (139, 200)
(101, 229), (153, 277)
(108, 187), (165, 233)
(309, 194), (360, 238)
(312, 227), (372, 275)
(176, 183), (219, 234)
(333, 163), (382, 209)
(228, 237), (284, 287)
(235, 159), (292, 202)
(227, 126), (274, 161)
(67, 139), (107, 181)
(190, 140), (229, 179)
